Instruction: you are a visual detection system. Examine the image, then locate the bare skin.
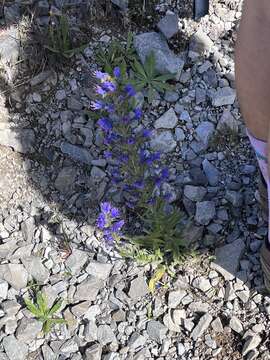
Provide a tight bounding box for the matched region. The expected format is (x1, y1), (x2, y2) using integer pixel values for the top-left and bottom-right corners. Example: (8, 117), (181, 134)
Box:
(235, 0), (270, 143)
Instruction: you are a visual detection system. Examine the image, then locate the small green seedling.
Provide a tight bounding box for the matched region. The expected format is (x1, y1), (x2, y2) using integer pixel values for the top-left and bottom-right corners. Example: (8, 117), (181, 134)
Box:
(45, 15), (86, 59)
(130, 51), (175, 102)
(24, 292), (66, 334)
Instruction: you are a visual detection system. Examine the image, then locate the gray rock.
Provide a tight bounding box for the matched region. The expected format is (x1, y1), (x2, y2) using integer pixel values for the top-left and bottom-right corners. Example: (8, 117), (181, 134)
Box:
(16, 318), (43, 344)
(157, 12), (179, 39)
(55, 89), (66, 101)
(192, 276), (211, 292)
(74, 276), (104, 301)
(195, 201), (216, 225)
(128, 273), (149, 300)
(0, 26), (19, 66)
(212, 87), (236, 107)
(0, 353), (8, 360)
(195, 121), (215, 147)
(0, 264), (28, 290)
(21, 217), (35, 243)
(163, 312), (181, 332)
(86, 261), (113, 280)
(195, 87), (206, 104)
(217, 110), (238, 132)
(91, 166), (106, 181)
(30, 71), (52, 86)
(242, 335), (261, 357)
(3, 335), (28, 360)
(0, 280), (8, 299)
(66, 249), (88, 275)
(184, 185), (207, 202)
(85, 344), (102, 360)
(168, 289), (187, 308)
(164, 90), (179, 102)
(134, 32), (184, 79)
(211, 317), (223, 333)
(0, 128), (35, 154)
(225, 190), (243, 207)
(191, 313), (213, 341)
(128, 332), (147, 349)
(154, 108), (178, 129)
(55, 166), (77, 194)
(61, 142), (92, 165)
(212, 238), (245, 280)
(147, 320), (167, 343)
(202, 159), (219, 186)
(175, 128), (185, 141)
(229, 316), (243, 334)
(150, 131), (177, 153)
(189, 29), (214, 54)
(60, 339), (79, 354)
(97, 325), (117, 345)
(36, 0), (50, 15)
(21, 256), (49, 284)
(67, 97), (83, 111)
(4, 4), (20, 24)
(111, 0), (128, 9)
(41, 343), (55, 360)
(181, 220), (204, 247)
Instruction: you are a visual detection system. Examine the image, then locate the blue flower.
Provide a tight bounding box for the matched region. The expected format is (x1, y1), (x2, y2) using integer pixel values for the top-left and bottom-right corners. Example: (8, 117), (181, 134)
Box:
(103, 229), (115, 243)
(94, 70), (108, 81)
(111, 207), (121, 218)
(97, 213), (107, 229)
(95, 85), (107, 97)
(146, 152), (161, 165)
(113, 67), (121, 78)
(105, 104), (115, 113)
(134, 108), (142, 119)
(101, 202), (112, 214)
(102, 81), (117, 93)
(142, 129), (152, 138)
(119, 154), (129, 163)
(161, 168), (169, 179)
(91, 100), (104, 110)
(132, 180), (145, 189)
(97, 118), (113, 132)
(124, 84), (136, 97)
(127, 137), (136, 145)
(111, 220), (124, 232)
(104, 150), (112, 159)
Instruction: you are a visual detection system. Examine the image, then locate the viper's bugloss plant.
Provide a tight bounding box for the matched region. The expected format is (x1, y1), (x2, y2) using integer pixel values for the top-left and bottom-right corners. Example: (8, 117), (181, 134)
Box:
(96, 202), (124, 245)
(91, 68), (171, 210)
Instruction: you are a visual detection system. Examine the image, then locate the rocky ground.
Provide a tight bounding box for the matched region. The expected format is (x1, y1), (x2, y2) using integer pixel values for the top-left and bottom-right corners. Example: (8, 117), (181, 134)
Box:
(0, 0), (270, 359)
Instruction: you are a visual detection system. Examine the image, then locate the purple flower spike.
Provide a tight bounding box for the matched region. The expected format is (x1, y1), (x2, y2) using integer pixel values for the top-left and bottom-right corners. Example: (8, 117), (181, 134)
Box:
(134, 108), (142, 120)
(103, 229), (115, 244)
(91, 100), (104, 110)
(97, 213), (107, 229)
(97, 118), (113, 132)
(161, 168), (170, 179)
(94, 70), (108, 81)
(101, 202), (112, 214)
(113, 67), (121, 78)
(102, 81), (117, 93)
(142, 129), (152, 138)
(104, 150), (112, 159)
(95, 85), (107, 97)
(111, 219), (125, 232)
(127, 137), (136, 145)
(111, 207), (121, 218)
(124, 84), (136, 97)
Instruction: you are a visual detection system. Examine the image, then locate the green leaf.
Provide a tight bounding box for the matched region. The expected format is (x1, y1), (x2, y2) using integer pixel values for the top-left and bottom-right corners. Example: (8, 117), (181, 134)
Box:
(144, 51), (156, 79)
(51, 318), (67, 325)
(48, 298), (63, 316)
(132, 59), (147, 78)
(153, 73), (176, 81)
(37, 292), (47, 315)
(43, 320), (52, 334)
(24, 298), (41, 318)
